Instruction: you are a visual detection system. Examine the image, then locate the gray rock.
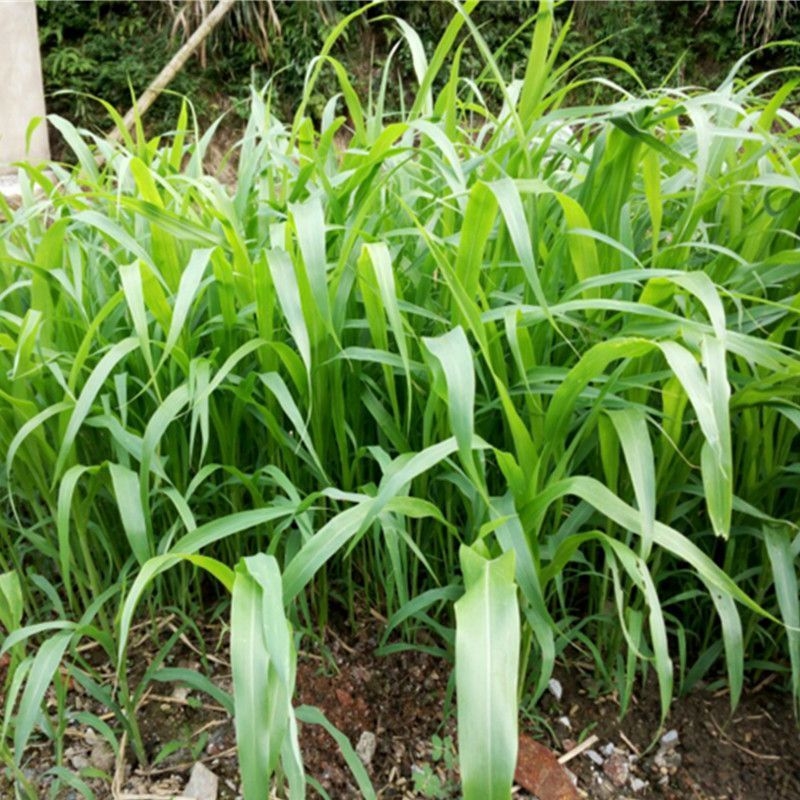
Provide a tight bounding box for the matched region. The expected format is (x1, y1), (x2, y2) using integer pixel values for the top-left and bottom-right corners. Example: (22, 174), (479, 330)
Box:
(68, 752), (91, 771)
(603, 751), (630, 787)
(184, 761), (219, 800)
(89, 740), (115, 774)
(356, 730), (377, 766)
(630, 776), (649, 793)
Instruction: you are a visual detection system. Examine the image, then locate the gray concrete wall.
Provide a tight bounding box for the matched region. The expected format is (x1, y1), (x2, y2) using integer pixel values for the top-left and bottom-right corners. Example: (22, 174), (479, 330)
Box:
(0, 0), (50, 173)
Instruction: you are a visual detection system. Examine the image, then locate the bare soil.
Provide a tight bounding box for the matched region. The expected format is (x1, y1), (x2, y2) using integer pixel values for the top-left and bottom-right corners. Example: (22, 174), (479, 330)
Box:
(3, 612), (799, 799)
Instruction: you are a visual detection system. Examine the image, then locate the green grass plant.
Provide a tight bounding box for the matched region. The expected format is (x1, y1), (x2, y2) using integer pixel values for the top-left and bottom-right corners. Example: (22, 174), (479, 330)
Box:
(456, 545), (519, 800)
(1, 0), (800, 795)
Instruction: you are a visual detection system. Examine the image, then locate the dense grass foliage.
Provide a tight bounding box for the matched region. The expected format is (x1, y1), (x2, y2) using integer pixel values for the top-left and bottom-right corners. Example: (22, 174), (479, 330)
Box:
(2, 1), (800, 795)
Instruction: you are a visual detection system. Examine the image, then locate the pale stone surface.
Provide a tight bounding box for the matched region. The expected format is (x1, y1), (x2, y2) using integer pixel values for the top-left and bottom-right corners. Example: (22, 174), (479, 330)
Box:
(183, 761), (219, 800)
(586, 748), (604, 766)
(547, 677), (563, 701)
(0, 0), (50, 172)
(89, 739), (115, 774)
(555, 714), (571, 731)
(659, 728), (679, 750)
(602, 750), (630, 787)
(356, 730), (377, 765)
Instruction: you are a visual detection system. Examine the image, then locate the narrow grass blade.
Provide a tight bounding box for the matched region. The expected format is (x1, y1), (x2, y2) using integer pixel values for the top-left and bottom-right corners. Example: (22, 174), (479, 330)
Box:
(109, 463), (151, 565)
(764, 525), (800, 712)
(150, 667), (233, 715)
(422, 327), (477, 480)
(118, 261), (154, 373)
(260, 372), (328, 482)
(13, 631), (72, 764)
(162, 247), (214, 363)
(266, 248), (312, 380)
(296, 706), (376, 800)
(54, 338), (139, 481)
(290, 197), (330, 329)
(0, 571), (23, 634)
(606, 408), (656, 559)
(518, 0), (555, 127)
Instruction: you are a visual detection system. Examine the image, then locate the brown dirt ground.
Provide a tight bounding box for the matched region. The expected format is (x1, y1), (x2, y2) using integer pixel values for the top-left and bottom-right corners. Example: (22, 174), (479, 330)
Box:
(2, 613), (799, 799)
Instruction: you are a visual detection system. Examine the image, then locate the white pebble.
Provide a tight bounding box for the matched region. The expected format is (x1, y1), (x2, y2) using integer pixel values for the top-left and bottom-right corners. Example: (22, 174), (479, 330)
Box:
(547, 677), (563, 701)
(586, 748), (605, 766)
(659, 729), (679, 750)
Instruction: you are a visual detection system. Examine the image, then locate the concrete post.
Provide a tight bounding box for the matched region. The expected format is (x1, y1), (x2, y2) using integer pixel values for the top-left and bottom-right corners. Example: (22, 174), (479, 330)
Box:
(0, 0), (50, 174)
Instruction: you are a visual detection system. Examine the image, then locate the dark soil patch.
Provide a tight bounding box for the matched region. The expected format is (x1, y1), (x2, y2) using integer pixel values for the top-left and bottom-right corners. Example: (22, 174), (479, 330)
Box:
(536, 664), (800, 800)
(294, 620), (455, 798)
(2, 615), (799, 799)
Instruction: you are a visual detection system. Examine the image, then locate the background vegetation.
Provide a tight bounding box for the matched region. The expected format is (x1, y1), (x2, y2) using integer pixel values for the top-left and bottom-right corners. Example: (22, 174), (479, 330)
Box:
(37, 0), (800, 153)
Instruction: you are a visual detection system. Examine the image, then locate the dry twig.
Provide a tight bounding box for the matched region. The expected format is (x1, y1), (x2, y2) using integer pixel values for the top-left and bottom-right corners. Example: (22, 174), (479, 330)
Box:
(558, 733), (600, 764)
(710, 715), (782, 761)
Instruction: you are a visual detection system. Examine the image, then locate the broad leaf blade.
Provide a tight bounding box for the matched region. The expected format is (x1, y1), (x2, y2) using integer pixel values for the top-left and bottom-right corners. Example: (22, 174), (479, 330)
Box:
(455, 546), (519, 800)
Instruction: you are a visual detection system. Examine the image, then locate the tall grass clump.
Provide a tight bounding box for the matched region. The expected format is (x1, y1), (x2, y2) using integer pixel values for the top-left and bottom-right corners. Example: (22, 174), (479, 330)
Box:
(1, 0), (799, 795)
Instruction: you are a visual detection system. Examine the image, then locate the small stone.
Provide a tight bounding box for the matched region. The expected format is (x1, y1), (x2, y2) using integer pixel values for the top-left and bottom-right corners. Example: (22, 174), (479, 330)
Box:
(184, 761), (219, 800)
(205, 725), (230, 756)
(556, 715), (572, 731)
(630, 776), (649, 793)
(599, 742), (615, 757)
(89, 740), (115, 774)
(172, 684), (191, 702)
(356, 731), (377, 766)
(659, 729), (679, 750)
(654, 749), (682, 773)
(586, 749), (605, 766)
(547, 678), (563, 701)
(602, 751), (630, 787)
(68, 753), (91, 770)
